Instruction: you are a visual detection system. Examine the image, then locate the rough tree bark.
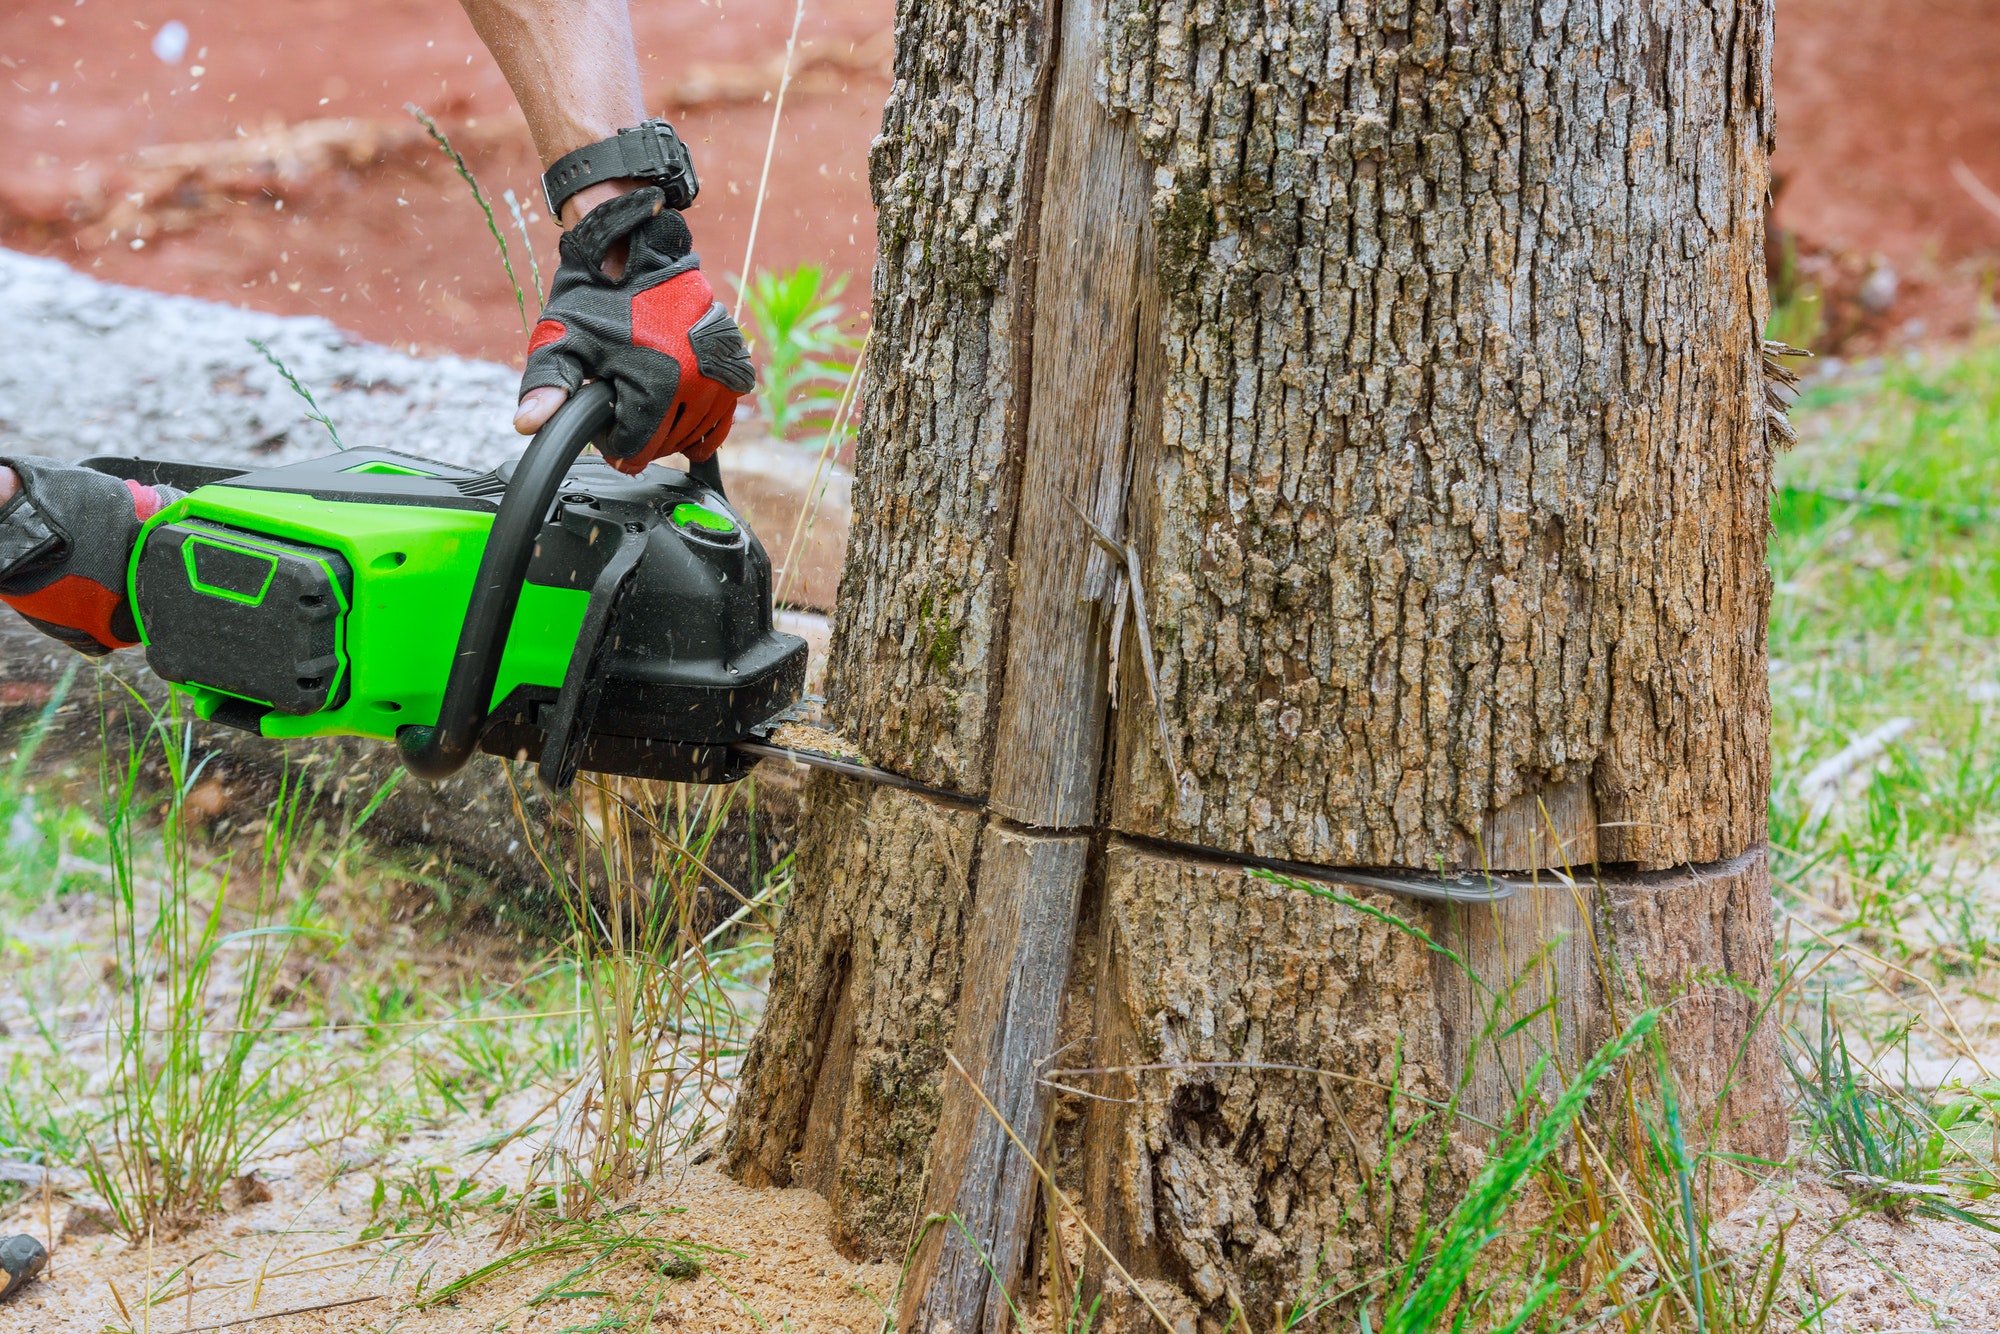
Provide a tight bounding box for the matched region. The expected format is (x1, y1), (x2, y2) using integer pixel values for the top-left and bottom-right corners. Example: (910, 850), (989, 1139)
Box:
(729, 0), (1786, 1328)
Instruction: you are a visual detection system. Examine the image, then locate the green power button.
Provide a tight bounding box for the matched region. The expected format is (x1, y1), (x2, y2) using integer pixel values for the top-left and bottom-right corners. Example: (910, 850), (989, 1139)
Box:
(671, 502), (737, 535)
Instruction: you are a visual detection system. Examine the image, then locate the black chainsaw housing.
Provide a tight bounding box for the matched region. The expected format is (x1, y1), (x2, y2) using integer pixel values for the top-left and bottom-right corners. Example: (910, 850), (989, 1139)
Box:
(467, 450), (808, 787)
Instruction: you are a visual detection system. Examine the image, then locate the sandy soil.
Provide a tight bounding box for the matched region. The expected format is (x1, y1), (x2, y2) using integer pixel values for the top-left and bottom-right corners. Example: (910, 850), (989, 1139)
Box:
(0, 0), (890, 365)
(8, 1132), (2000, 1333)
(0, 840), (894, 1334)
(0, 1137), (899, 1334)
(1714, 1176), (2000, 1333)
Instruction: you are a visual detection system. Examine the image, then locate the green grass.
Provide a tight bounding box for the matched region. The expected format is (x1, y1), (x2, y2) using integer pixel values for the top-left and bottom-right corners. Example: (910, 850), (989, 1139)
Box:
(1771, 340), (2000, 975)
(1785, 993), (2000, 1228)
(0, 664), (113, 905)
(85, 693), (392, 1237)
(1766, 338), (2000, 1271)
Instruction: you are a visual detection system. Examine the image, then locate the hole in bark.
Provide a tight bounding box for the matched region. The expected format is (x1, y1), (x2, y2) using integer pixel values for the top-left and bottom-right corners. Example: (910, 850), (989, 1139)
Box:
(1168, 1081), (1229, 1147)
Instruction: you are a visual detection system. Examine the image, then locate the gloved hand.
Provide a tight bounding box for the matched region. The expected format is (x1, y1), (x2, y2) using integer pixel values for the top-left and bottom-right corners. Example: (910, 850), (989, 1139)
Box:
(0, 458), (179, 657)
(517, 187), (755, 474)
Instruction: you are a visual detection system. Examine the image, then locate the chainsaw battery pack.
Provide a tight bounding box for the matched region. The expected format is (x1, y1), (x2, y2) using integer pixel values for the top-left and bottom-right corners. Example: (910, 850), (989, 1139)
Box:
(135, 520), (354, 718)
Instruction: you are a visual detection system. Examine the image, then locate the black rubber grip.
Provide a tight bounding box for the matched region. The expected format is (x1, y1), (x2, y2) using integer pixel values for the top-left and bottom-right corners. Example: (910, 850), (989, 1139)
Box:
(397, 381), (616, 780)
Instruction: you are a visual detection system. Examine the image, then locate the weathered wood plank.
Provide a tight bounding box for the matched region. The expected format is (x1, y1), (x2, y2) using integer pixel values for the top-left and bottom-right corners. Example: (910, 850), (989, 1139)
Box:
(901, 827), (1090, 1334)
(986, 0), (1154, 829)
(1481, 775), (1598, 872)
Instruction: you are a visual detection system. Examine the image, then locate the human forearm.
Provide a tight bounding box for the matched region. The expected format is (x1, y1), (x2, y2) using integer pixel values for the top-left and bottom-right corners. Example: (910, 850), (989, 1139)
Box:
(455, 0), (647, 225)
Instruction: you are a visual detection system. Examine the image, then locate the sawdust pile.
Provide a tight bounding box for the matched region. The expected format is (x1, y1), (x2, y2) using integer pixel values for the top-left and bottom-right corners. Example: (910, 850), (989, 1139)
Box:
(0, 1119), (898, 1334)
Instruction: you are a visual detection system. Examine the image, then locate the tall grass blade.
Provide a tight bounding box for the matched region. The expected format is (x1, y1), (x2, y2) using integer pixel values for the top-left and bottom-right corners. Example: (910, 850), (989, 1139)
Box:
(734, 0), (806, 320)
(247, 338), (342, 450)
(504, 188), (546, 315)
(1378, 1008), (1660, 1334)
(406, 103), (531, 338)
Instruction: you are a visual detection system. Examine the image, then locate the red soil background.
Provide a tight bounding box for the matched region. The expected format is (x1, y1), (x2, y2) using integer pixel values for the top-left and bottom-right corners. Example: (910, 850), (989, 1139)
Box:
(0, 0), (889, 364)
(1770, 0), (2000, 351)
(1, 0), (1996, 364)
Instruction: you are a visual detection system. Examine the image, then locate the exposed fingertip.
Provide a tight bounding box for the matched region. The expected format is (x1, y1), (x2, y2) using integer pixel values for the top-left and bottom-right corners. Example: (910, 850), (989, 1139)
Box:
(513, 387), (565, 434)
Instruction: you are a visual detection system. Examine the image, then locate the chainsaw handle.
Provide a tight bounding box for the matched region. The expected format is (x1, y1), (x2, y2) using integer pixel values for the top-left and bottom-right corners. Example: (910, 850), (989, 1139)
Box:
(397, 380), (618, 780)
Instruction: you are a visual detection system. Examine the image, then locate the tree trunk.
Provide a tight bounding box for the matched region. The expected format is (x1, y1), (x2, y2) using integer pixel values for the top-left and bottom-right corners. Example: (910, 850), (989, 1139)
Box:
(728, 0), (1786, 1326)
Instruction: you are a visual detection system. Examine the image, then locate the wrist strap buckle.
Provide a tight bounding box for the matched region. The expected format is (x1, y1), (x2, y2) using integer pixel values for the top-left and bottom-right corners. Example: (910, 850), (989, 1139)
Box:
(543, 119), (700, 219)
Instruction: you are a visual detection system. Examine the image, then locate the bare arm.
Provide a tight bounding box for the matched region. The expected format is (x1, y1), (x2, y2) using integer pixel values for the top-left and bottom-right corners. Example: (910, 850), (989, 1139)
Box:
(458, 0), (659, 430)
(456, 0), (647, 227)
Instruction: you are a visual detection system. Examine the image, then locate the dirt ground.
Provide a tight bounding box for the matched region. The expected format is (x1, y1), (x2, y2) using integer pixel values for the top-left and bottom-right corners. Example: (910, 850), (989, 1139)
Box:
(0, 1148), (900, 1334)
(1769, 0), (2000, 352)
(0, 0), (890, 365)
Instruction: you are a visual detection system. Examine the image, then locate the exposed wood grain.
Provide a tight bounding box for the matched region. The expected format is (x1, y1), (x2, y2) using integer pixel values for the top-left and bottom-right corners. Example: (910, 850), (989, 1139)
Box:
(1433, 847), (1785, 1174)
(1481, 776), (1598, 872)
(986, 0), (1154, 829)
(1072, 840), (1783, 1325)
(901, 827), (1091, 1334)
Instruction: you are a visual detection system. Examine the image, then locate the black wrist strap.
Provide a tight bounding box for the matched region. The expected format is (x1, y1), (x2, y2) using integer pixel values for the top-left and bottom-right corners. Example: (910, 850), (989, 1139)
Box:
(543, 119), (700, 219)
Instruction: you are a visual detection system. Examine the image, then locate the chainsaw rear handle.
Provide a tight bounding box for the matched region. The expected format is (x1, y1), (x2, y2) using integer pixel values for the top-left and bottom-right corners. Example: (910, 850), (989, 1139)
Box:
(397, 382), (618, 780)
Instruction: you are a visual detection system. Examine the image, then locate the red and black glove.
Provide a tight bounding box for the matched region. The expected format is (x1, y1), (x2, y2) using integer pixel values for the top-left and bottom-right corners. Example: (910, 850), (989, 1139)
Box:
(522, 188), (756, 474)
(0, 458), (179, 657)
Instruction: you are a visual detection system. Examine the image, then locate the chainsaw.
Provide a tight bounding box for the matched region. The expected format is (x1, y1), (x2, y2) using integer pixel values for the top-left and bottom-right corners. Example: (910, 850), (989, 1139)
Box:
(76, 382), (798, 793)
(76, 381), (1515, 904)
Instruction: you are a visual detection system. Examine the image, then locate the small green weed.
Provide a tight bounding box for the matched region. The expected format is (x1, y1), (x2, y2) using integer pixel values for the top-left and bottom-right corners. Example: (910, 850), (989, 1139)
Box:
(737, 265), (862, 439)
(1785, 996), (2000, 1229)
(364, 1162), (512, 1240)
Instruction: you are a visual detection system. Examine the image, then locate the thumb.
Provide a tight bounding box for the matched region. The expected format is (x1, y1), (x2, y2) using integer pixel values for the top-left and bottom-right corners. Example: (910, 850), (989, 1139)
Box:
(514, 385), (569, 435)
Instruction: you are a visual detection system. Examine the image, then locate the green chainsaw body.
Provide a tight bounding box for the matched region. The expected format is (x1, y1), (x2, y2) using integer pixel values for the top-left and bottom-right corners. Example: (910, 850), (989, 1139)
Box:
(85, 423), (808, 789)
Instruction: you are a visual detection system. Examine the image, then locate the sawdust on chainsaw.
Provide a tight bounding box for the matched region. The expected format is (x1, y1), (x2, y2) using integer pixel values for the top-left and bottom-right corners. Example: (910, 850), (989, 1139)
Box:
(765, 720), (868, 764)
